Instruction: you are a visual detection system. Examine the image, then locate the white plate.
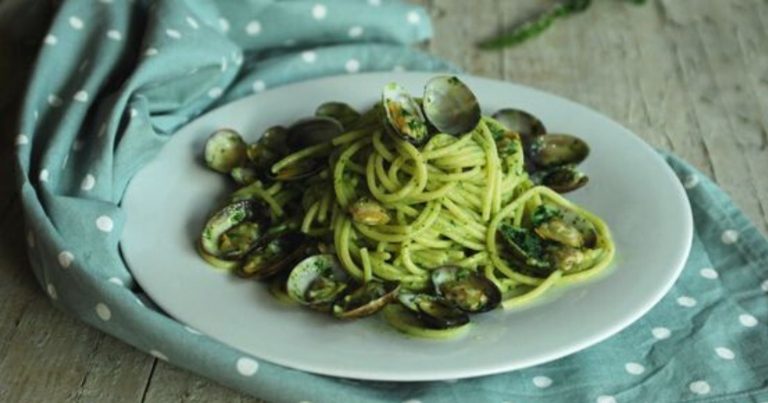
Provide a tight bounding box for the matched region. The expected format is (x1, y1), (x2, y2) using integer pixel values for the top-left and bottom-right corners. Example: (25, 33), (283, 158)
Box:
(121, 72), (692, 381)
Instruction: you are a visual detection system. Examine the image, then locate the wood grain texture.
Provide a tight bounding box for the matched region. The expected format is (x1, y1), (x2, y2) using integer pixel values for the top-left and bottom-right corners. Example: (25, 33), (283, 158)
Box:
(0, 0), (766, 401)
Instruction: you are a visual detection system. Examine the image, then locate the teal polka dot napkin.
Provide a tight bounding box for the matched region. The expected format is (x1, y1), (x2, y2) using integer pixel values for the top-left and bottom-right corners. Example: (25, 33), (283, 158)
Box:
(11, 1), (768, 402)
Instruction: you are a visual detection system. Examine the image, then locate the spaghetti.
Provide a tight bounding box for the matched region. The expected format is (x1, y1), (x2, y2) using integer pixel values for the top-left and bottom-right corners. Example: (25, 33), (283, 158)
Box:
(198, 77), (615, 338)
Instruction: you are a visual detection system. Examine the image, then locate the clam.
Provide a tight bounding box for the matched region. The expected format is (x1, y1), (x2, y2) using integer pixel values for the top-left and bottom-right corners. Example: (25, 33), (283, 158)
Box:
(200, 200), (268, 258)
(259, 125), (290, 155)
(236, 232), (308, 280)
(286, 254), (349, 311)
(422, 76), (481, 136)
(537, 165), (589, 193)
(332, 281), (400, 319)
(531, 204), (597, 249)
(204, 128), (247, 173)
(397, 293), (470, 330)
(431, 266), (501, 313)
(286, 117), (344, 150)
(348, 197), (391, 226)
(491, 108), (546, 146)
(548, 246), (587, 272)
(382, 82), (430, 145)
(218, 221), (265, 259)
(530, 134), (589, 168)
(382, 303), (470, 339)
(533, 219), (585, 248)
(268, 158), (323, 182)
(499, 203), (600, 273)
(246, 143), (279, 170)
(315, 102), (361, 130)
(497, 223), (552, 272)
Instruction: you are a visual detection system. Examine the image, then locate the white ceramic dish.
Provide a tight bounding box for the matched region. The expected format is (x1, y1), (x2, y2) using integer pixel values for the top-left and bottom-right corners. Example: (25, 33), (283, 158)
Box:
(121, 72), (693, 381)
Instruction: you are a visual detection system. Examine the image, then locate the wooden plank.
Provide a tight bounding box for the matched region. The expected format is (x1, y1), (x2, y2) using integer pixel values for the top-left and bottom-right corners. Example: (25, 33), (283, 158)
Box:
(0, 200), (40, 365)
(658, 0), (768, 235)
(142, 361), (263, 403)
(429, 0), (503, 77)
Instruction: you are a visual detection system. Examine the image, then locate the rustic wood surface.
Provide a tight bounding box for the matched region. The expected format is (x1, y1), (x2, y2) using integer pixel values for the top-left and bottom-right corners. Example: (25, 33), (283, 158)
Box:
(1, 0), (766, 401)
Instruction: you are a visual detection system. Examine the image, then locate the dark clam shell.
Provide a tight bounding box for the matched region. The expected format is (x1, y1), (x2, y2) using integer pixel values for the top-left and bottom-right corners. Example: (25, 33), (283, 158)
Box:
(286, 117), (344, 150)
(538, 165), (589, 193)
(431, 266), (501, 313)
(530, 134), (590, 169)
(315, 102), (361, 130)
(332, 281), (400, 319)
(422, 76), (481, 136)
(491, 108), (546, 145)
(235, 232), (308, 280)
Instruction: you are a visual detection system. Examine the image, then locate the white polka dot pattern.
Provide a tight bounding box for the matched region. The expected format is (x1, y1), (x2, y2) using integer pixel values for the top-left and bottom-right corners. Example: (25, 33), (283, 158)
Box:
(95, 303), (111, 320)
(302, 51), (317, 63)
(96, 215), (114, 232)
(108, 277), (124, 286)
(348, 26), (363, 38)
(699, 268), (718, 279)
(219, 18), (230, 32)
(407, 11), (421, 25)
(74, 90), (89, 102)
(246, 20), (262, 35)
(676, 296), (697, 307)
(721, 230), (739, 244)
(48, 94), (63, 107)
(532, 376), (552, 388)
(81, 174), (96, 191)
(208, 87), (223, 99)
(652, 327), (671, 339)
(739, 313), (757, 327)
(345, 59), (360, 73)
(252, 80), (266, 92)
(69, 16), (84, 30)
(107, 30), (122, 41)
(166, 29), (182, 39)
(689, 380), (711, 395)
(312, 4), (327, 20)
(47, 283), (58, 300)
(714, 347), (735, 360)
(58, 251), (74, 269)
(624, 362), (645, 375)
(236, 357), (259, 376)
(682, 174), (699, 189)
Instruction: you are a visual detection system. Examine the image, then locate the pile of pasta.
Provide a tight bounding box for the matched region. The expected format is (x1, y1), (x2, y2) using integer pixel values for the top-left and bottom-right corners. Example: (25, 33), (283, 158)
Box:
(235, 114), (613, 308)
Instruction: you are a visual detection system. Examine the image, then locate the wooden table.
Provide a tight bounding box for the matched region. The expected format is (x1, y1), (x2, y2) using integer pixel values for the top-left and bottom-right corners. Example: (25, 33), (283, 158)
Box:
(1, 0), (766, 401)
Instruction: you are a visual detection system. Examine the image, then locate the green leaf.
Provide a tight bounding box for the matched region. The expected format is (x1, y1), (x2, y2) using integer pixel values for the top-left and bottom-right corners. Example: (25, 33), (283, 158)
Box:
(478, 0), (592, 50)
